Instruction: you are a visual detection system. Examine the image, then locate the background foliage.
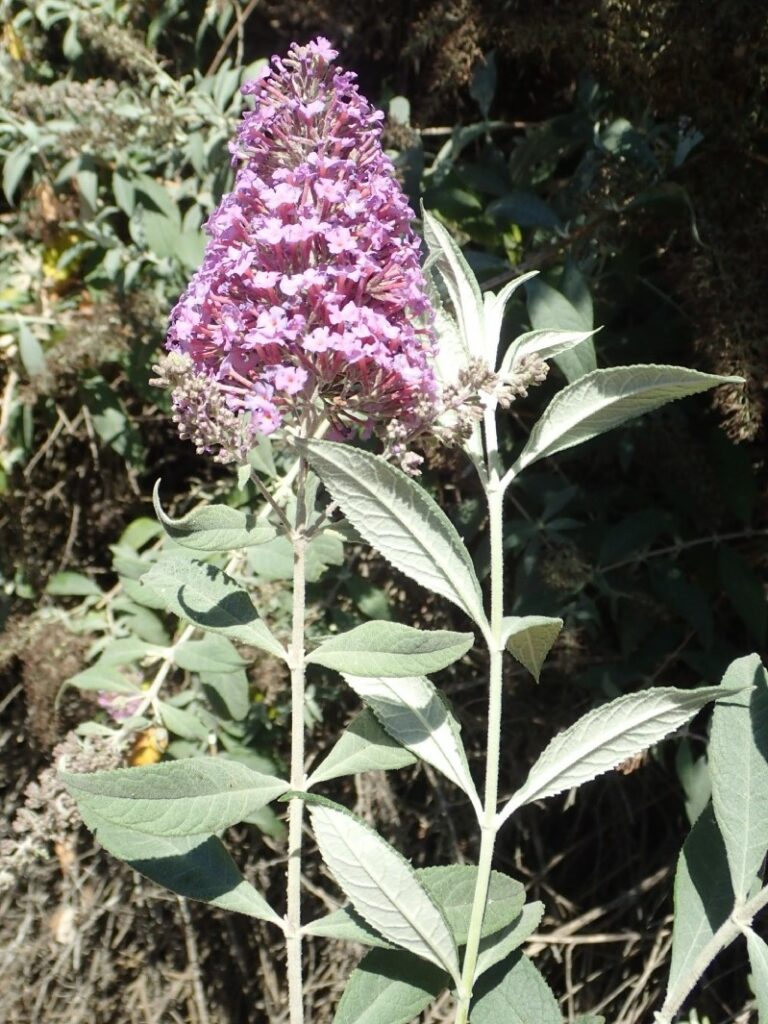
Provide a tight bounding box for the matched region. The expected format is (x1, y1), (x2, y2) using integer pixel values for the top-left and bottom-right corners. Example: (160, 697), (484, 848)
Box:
(0, 1), (765, 1022)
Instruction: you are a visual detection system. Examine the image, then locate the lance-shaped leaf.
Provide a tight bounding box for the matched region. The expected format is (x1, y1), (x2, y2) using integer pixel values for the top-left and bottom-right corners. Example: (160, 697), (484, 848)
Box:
(746, 928), (768, 1023)
(307, 709), (417, 787)
(61, 758), (288, 836)
(416, 866), (525, 943)
(709, 654), (768, 901)
(498, 684), (747, 826)
(511, 365), (742, 475)
(344, 674), (480, 811)
(500, 328), (598, 378)
(332, 948), (447, 1024)
(525, 275), (596, 382)
(307, 622), (474, 677)
(66, 665), (142, 695)
(308, 801), (461, 982)
(422, 208), (484, 362)
(142, 556), (285, 659)
(174, 633), (246, 672)
(79, 804), (280, 924)
(153, 481), (275, 551)
(304, 905), (396, 950)
(664, 804), (735, 1016)
(306, 866), (525, 951)
(476, 903), (545, 979)
(501, 616), (563, 682)
(298, 440), (487, 628)
(470, 952), (561, 1024)
(483, 272), (540, 371)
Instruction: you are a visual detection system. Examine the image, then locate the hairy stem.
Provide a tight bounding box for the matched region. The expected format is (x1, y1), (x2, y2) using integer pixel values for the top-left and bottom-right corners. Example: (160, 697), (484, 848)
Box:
(657, 883), (768, 1023)
(286, 456), (309, 1024)
(454, 454), (506, 1023)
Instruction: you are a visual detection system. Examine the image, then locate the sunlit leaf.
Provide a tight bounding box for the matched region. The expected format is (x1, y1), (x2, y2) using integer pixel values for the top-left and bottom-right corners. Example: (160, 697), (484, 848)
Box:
(307, 622), (474, 676)
(332, 948), (447, 1024)
(142, 557), (285, 659)
(499, 684), (747, 825)
(307, 709), (417, 786)
(62, 758), (288, 836)
(344, 674), (479, 807)
(501, 616), (563, 682)
(299, 440), (486, 628)
(309, 801), (460, 980)
(153, 482), (275, 552)
(709, 654), (768, 900)
(79, 805), (279, 923)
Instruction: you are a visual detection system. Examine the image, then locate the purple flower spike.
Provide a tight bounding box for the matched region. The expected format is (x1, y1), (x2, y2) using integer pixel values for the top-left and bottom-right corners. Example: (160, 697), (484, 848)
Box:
(163, 38), (438, 455)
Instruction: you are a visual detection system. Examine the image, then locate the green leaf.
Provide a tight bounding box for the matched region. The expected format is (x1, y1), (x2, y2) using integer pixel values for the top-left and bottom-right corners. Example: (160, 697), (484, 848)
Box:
(17, 322), (47, 379)
(526, 276), (595, 382)
(118, 516), (164, 550)
(62, 758), (288, 836)
(499, 684), (747, 826)
(153, 482), (275, 552)
(142, 557), (285, 659)
(482, 272), (540, 372)
(501, 616), (563, 682)
(298, 440), (486, 628)
(95, 637), (154, 667)
(470, 952), (561, 1024)
(476, 903), (545, 978)
(246, 530), (344, 583)
(500, 328), (598, 379)
(307, 709), (417, 786)
(134, 173), (180, 221)
(665, 804), (735, 1014)
(174, 633), (247, 673)
(201, 669), (250, 721)
(159, 701), (210, 740)
(45, 571), (102, 597)
(488, 191), (561, 230)
(422, 208), (485, 363)
(78, 804), (279, 923)
(709, 655), (768, 900)
(332, 948), (447, 1024)
(469, 50), (496, 118)
(308, 802), (460, 980)
(3, 145), (32, 204)
(74, 152), (98, 210)
(66, 666), (141, 695)
(115, 601), (169, 646)
(304, 906), (395, 949)
(306, 868), (527, 952)
(746, 928), (768, 1024)
(343, 674), (479, 808)
(112, 169), (135, 215)
(512, 365), (742, 475)
(415, 866), (525, 944)
(573, 1016), (606, 1024)
(307, 622), (473, 677)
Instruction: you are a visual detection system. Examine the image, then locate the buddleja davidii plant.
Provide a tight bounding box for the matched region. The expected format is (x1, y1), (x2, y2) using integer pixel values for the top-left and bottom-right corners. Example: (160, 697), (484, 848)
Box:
(58, 36), (456, 1024)
(655, 654), (768, 1023)
(287, 213), (747, 1024)
(57, 37), (748, 1024)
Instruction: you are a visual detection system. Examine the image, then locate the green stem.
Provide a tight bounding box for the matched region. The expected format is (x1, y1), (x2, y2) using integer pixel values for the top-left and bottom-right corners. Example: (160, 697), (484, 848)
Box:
(286, 457), (308, 1024)
(454, 462), (506, 1023)
(657, 883), (768, 1023)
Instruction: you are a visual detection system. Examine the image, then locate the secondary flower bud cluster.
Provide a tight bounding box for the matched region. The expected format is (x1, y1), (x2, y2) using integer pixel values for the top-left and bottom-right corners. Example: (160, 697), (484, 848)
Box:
(163, 37), (438, 455)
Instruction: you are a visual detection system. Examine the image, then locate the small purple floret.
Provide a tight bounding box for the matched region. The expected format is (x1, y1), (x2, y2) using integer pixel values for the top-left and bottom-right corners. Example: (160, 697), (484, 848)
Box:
(166, 38), (437, 439)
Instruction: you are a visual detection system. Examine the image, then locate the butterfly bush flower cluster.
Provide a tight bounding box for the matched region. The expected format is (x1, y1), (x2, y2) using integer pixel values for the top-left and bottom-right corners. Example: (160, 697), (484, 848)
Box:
(155, 38), (442, 465)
